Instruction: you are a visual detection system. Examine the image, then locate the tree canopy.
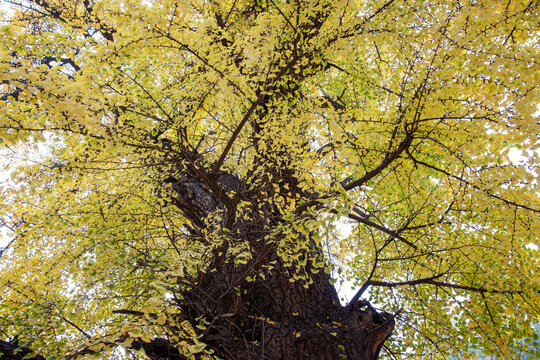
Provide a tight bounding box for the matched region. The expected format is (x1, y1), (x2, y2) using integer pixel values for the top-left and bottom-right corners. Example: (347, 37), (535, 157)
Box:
(0, 0), (538, 359)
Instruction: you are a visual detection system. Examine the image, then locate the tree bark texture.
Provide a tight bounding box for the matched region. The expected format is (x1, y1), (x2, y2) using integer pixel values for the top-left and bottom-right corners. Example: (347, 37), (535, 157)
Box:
(154, 151), (396, 360)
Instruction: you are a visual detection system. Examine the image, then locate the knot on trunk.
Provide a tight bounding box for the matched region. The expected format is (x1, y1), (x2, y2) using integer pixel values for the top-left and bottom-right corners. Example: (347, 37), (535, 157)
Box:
(165, 176), (223, 227)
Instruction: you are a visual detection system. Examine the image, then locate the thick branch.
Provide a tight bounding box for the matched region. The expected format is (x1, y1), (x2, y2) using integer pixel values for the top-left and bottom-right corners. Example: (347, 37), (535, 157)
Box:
(367, 278), (525, 294)
(343, 133), (414, 191)
(346, 212), (418, 250)
(212, 98), (261, 176)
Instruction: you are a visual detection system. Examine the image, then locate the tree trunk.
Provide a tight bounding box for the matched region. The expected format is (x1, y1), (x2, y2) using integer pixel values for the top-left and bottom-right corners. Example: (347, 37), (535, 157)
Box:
(160, 155), (395, 360)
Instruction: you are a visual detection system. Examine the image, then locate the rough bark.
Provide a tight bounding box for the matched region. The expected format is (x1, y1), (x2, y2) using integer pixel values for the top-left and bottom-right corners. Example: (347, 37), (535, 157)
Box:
(152, 151), (396, 360)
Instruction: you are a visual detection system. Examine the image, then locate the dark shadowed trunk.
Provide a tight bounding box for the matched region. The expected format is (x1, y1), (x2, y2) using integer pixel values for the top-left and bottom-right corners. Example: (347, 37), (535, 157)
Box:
(152, 149), (395, 360)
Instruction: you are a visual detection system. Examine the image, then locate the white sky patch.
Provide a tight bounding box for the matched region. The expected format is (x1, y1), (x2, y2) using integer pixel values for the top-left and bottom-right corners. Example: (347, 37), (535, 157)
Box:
(508, 147), (528, 165)
(0, 1), (16, 23)
(332, 219), (364, 305)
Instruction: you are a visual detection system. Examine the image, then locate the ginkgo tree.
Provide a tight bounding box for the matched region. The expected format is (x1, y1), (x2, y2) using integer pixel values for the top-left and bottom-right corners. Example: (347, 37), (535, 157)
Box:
(0, 0), (538, 359)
